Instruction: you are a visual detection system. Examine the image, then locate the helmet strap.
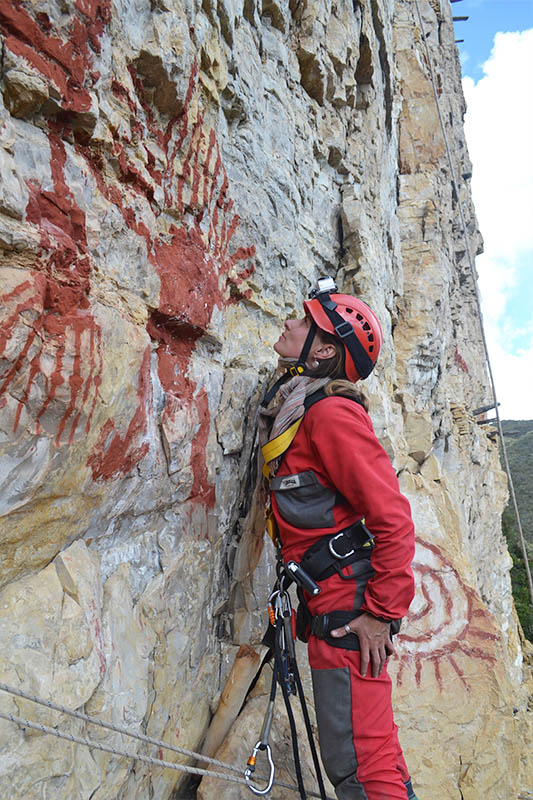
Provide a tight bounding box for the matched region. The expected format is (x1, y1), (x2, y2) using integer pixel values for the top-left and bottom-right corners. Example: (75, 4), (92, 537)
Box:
(261, 321), (318, 407)
(316, 294), (374, 379)
(293, 320), (317, 375)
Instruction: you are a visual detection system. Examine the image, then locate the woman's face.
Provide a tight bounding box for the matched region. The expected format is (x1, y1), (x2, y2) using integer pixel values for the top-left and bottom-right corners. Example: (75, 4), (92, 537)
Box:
(274, 315), (335, 364)
(274, 316), (313, 359)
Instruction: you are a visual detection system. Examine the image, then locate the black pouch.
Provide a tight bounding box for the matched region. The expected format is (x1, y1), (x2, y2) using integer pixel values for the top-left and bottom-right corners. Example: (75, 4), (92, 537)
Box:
(295, 596), (313, 643)
(261, 621), (276, 650)
(391, 619), (402, 636)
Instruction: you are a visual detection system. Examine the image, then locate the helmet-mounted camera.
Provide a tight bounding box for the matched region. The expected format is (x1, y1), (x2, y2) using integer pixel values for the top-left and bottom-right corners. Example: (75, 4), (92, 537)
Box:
(309, 276), (338, 299)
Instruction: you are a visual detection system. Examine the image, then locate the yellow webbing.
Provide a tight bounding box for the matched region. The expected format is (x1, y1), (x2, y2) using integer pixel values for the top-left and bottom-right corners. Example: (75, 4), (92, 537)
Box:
(261, 417), (303, 479)
(266, 510), (279, 544)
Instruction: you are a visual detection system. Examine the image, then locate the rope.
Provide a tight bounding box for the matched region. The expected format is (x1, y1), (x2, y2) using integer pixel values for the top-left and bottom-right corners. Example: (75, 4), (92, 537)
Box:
(0, 681), (240, 774)
(412, 0), (533, 606)
(274, 620), (307, 799)
(0, 682), (333, 799)
(292, 642), (328, 800)
(0, 707), (249, 785)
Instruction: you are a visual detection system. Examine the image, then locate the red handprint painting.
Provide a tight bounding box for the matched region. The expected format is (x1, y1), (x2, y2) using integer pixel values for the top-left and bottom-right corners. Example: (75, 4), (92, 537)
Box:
(0, 1), (255, 504)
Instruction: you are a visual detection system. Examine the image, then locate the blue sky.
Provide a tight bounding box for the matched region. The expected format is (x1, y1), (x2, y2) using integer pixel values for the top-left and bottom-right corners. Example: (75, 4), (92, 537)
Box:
(456, 0), (532, 79)
(456, 0), (533, 419)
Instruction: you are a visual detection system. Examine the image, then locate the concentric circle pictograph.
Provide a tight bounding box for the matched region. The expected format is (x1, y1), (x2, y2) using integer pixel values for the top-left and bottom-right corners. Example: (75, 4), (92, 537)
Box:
(393, 538), (500, 691)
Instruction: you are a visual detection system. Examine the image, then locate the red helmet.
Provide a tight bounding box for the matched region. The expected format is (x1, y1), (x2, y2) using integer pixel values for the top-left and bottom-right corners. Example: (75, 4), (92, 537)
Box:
(303, 291), (382, 383)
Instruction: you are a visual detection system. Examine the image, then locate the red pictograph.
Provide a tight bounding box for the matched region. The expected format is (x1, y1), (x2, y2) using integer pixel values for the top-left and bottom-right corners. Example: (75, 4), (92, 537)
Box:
(0, 121), (103, 447)
(0, 2), (255, 492)
(0, 272), (102, 445)
(0, 0), (110, 115)
(0, 1), (109, 447)
(393, 538), (500, 691)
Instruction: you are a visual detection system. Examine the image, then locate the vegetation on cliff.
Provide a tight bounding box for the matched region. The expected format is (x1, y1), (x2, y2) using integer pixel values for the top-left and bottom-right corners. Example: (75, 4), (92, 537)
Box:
(501, 420), (533, 640)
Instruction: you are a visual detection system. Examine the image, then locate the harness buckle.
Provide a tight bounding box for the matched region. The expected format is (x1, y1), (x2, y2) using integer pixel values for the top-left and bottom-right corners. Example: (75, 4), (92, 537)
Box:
(310, 613), (330, 639)
(288, 365), (304, 376)
(328, 532), (355, 560)
(334, 320), (354, 339)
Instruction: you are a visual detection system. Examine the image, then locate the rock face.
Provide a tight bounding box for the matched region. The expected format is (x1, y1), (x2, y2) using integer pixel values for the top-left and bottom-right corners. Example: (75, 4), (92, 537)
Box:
(0, 1), (530, 798)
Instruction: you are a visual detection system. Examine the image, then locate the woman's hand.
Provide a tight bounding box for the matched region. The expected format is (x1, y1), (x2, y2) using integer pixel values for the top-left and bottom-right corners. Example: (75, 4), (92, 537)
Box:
(331, 613), (394, 678)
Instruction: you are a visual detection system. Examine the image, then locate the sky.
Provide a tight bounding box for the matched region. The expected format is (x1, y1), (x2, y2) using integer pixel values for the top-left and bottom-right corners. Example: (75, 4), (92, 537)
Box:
(455, 0), (533, 419)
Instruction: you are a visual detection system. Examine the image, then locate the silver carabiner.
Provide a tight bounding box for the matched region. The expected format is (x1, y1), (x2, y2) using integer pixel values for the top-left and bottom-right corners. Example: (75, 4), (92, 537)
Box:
(244, 740), (275, 795)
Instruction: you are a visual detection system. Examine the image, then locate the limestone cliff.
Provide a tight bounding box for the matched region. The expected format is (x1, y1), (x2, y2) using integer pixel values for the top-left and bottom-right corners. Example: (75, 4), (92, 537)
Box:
(0, 0), (530, 798)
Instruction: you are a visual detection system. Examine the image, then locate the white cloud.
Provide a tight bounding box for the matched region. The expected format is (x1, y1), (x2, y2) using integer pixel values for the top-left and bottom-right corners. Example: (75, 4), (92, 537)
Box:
(482, 322), (533, 419)
(463, 29), (533, 419)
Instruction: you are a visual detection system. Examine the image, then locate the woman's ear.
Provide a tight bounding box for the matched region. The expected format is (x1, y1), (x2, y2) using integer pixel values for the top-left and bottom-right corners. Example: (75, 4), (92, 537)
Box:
(312, 342), (336, 361)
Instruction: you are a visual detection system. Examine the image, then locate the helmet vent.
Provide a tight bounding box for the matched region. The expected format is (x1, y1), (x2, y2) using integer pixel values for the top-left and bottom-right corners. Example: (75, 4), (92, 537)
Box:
(345, 307), (353, 314)
(362, 322), (371, 331)
(369, 345), (374, 352)
(356, 313), (364, 321)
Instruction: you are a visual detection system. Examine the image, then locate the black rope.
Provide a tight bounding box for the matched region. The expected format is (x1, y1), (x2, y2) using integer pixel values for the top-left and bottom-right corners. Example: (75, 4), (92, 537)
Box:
(293, 658), (328, 800)
(274, 619), (307, 800)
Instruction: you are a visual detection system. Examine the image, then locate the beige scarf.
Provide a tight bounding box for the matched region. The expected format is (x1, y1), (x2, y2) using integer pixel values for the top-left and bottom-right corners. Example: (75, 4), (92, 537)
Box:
(259, 373), (330, 477)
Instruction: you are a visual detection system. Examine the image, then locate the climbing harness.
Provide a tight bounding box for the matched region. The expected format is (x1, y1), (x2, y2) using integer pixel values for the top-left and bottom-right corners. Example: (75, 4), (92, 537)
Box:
(262, 387), (399, 653)
(289, 518), (399, 651)
(289, 519), (401, 652)
(298, 518), (374, 583)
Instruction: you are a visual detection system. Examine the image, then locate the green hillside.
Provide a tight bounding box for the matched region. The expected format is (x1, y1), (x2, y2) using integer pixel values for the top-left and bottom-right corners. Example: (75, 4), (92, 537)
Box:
(501, 420), (533, 640)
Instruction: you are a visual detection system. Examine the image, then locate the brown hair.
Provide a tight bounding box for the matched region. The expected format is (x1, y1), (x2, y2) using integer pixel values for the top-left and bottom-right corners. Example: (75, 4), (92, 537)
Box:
(310, 331), (369, 411)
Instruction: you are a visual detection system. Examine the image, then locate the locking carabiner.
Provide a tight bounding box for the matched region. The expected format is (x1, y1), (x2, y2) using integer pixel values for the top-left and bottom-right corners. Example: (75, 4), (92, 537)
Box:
(244, 740), (275, 795)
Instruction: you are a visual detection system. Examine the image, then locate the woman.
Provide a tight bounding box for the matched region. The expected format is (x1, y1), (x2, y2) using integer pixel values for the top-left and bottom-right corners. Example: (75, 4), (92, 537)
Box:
(260, 278), (418, 800)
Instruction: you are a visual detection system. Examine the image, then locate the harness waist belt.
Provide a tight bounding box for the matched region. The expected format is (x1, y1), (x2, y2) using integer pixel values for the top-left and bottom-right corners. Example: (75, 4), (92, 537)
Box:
(311, 610), (362, 651)
(310, 611), (401, 652)
(299, 520), (374, 582)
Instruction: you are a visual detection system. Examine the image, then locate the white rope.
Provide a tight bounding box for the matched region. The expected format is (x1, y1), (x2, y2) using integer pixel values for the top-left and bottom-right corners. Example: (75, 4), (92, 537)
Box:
(0, 681), (241, 774)
(0, 682), (333, 799)
(412, 0), (533, 606)
(0, 708), (248, 786)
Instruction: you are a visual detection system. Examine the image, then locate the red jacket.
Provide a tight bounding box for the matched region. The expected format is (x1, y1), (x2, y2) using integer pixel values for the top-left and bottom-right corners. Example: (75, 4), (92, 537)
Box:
(271, 396), (415, 620)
